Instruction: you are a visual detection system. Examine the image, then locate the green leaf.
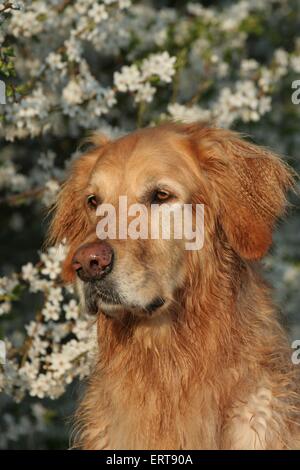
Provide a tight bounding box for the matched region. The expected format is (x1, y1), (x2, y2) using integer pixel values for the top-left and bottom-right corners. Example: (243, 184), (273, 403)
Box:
(6, 84), (14, 97)
(3, 46), (15, 57)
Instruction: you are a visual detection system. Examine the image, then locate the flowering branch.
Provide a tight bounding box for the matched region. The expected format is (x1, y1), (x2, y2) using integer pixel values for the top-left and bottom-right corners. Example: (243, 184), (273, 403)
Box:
(0, 2), (21, 14)
(0, 186), (46, 206)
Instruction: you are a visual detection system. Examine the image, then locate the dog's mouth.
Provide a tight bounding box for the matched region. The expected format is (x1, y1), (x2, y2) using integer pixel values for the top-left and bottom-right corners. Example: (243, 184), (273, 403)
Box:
(145, 297), (165, 313)
(84, 281), (122, 314)
(83, 282), (165, 317)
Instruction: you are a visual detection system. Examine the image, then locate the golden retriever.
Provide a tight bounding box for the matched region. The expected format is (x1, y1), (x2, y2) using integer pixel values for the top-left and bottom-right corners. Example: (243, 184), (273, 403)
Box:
(49, 122), (300, 449)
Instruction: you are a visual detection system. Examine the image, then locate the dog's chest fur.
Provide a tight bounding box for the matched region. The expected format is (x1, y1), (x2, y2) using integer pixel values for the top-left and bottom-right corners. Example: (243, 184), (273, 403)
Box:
(74, 289), (299, 450)
(76, 313), (235, 449)
(83, 353), (222, 449)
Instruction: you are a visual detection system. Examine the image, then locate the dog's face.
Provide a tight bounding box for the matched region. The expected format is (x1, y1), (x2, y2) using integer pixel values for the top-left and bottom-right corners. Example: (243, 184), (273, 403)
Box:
(73, 131), (199, 316)
(49, 123), (293, 318)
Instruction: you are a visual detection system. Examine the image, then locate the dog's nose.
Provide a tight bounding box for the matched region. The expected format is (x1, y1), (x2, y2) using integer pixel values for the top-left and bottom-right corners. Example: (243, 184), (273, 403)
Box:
(72, 241), (114, 281)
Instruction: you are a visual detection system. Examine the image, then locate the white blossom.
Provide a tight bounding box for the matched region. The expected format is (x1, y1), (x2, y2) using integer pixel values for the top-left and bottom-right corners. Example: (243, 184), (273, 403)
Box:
(63, 300), (80, 320)
(168, 103), (211, 123)
(88, 4), (108, 23)
(114, 64), (142, 92)
(42, 179), (60, 207)
(0, 302), (11, 317)
(46, 53), (66, 73)
(22, 263), (38, 283)
(62, 80), (84, 106)
(290, 55), (300, 73)
(141, 52), (176, 83)
(42, 301), (60, 321)
(135, 82), (156, 103)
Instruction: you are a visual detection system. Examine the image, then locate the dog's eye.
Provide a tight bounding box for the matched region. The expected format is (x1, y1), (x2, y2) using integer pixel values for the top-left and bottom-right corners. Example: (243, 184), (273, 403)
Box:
(87, 194), (98, 209)
(151, 190), (171, 204)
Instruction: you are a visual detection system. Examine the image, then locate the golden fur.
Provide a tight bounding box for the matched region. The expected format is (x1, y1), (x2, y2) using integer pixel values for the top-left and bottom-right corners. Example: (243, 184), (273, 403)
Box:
(49, 123), (300, 449)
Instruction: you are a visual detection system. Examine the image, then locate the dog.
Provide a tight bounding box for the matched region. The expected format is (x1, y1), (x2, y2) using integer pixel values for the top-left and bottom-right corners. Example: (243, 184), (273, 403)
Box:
(49, 122), (300, 449)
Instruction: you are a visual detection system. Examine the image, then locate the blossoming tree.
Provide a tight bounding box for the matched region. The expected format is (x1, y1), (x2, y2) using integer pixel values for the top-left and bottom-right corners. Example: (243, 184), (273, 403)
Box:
(0, 0), (299, 448)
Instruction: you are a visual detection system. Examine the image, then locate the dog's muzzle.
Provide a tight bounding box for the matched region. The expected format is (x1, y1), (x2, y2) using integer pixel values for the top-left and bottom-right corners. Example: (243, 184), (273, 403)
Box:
(72, 241), (114, 282)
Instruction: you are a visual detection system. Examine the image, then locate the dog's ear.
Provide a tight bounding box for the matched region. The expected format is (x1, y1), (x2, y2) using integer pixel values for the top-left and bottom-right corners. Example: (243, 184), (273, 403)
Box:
(47, 150), (99, 246)
(182, 124), (295, 260)
(216, 137), (294, 260)
(48, 132), (110, 246)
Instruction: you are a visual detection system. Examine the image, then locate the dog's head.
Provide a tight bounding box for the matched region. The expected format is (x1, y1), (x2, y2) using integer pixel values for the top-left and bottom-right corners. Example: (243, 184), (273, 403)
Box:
(49, 123), (294, 318)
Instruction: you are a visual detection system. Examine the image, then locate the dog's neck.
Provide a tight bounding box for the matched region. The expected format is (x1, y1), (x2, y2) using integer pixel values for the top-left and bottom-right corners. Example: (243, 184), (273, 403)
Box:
(96, 244), (252, 383)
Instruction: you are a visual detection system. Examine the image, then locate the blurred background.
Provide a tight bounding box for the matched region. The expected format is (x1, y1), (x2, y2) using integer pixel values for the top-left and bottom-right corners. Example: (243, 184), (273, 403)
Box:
(0, 0), (299, 449)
